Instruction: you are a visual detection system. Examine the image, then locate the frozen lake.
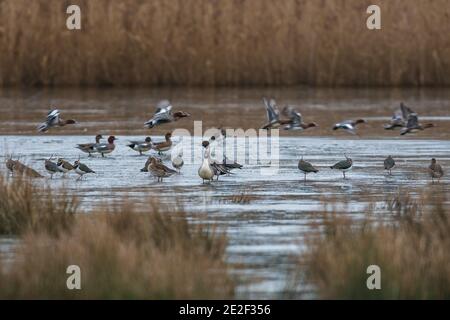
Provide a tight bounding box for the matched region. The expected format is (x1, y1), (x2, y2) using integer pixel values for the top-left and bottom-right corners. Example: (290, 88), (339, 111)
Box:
(1, 135), (449, 298)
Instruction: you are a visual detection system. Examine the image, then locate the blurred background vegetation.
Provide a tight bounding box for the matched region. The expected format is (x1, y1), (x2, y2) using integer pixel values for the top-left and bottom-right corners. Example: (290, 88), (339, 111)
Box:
(0, 0), (449, 87)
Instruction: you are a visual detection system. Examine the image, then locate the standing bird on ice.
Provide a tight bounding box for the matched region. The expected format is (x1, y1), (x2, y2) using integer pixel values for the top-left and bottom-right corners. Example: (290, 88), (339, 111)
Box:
(330, 155), (353, 179)
(298, 157), (319, 182)
(37, 109), (76, 132)
(73, 160), (96, 181)
(198, 141), (215, 184)
(428, 158), (444, 184)
(127, 137), (153, 155)
(76, 134), (104, 156)
(384, 155), (395, 175)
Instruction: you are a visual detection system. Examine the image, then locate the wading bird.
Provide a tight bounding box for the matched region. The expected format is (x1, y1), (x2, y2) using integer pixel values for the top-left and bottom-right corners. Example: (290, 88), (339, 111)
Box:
(384, 155), (395, 175)
(152, 133), (173, 155)
(44, 155), (64, 179)
(298, 157), (319, 182)
(330, 155), (353, 179)
(127, 137), (153, 155)
(171, 151), (184, 173)
(57, 158), (75, 176)
(428, 158), (444, 184)
(37, 109), (76, 133)
(144, 100), (190, 129)
(198, 141), (215, 184)
(91, 136), (118, 157)
(147, 157), (177, 182)
(73, 159), (95, 181)
(76, 134), (104, 156)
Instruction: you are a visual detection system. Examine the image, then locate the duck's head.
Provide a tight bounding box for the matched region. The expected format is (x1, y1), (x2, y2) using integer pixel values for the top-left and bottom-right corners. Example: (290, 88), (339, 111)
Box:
(108, 136), (117, 143)
(145, 136), (152, 143)
(308, 122), (318, 128)
(74, 160), (80, 166)
(95, 134), (103, 142)
(173, 111), (191, 119)
(356, 119), (367, 124)
(431, 158), (437, 164)
(57, 158), (64, 165)
(202, 141), (210, 148)
(165, 132), (172, 140)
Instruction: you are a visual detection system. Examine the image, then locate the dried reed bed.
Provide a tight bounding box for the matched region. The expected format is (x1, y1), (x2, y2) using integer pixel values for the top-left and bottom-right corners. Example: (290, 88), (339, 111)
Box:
(1, 0), (449, 87)
(0, 177), (234, 299)
(0, 175), (77, 235)
(302, 190), (450, 299)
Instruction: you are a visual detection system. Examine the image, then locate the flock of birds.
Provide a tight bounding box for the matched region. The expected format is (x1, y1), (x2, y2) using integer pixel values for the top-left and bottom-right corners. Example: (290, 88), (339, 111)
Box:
(3, 98), (445, 184)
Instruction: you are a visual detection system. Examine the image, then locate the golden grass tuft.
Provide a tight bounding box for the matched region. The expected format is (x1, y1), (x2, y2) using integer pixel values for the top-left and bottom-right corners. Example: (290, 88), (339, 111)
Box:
(302, 190), (450, 299)
(1, 0), (450, 87)
(0, 175), (77, 236)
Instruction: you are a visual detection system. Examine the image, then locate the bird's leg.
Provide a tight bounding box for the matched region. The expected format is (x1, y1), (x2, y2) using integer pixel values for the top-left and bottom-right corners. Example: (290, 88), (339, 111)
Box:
(102, 153), (105, 158)
(343, 171), (346, 179)
(139, 151), (142, 156)
(304, 173), (306, 183)
(389, 169), (392, 176)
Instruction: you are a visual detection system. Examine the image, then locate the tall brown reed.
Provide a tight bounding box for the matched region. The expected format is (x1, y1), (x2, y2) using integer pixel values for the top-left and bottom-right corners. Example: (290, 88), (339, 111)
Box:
(1, 0), (449, 87)
(302, 190), (450, 299)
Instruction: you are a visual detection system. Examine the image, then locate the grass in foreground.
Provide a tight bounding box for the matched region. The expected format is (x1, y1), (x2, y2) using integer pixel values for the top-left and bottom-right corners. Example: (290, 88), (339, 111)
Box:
(0, 177), (234, 299)
(302, 190), (450, 299)
(0, 175), (77, 236)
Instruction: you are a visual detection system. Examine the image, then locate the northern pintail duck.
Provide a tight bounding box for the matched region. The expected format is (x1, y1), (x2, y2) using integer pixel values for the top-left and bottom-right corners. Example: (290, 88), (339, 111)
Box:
(147, 156), (177, 182)
(73, 160), (95, 181)
(198, 141), (215, 183)
(384, 155), (395, 175)
(171, 151), (184, 173)
(400, 113), (434, 136)
(57, 158), (75, 175)
(44, 155), (64, 179)
(92, 135), (117, 157)
(330, 155), (353, 179)
(37, 109), (76, 132)
(332, 119), (367, 135)
(428, 158), (444, 184)
(144, 100), (191, 128)
(282, 106), (317, 131)
(298, 157), (319, 182)
(261, 97), (290, 130)
(152, 132), (172, 155)
(127, 137), (153, 155)
(384, 102), (414, 130)
(76, 134), (104, 156)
